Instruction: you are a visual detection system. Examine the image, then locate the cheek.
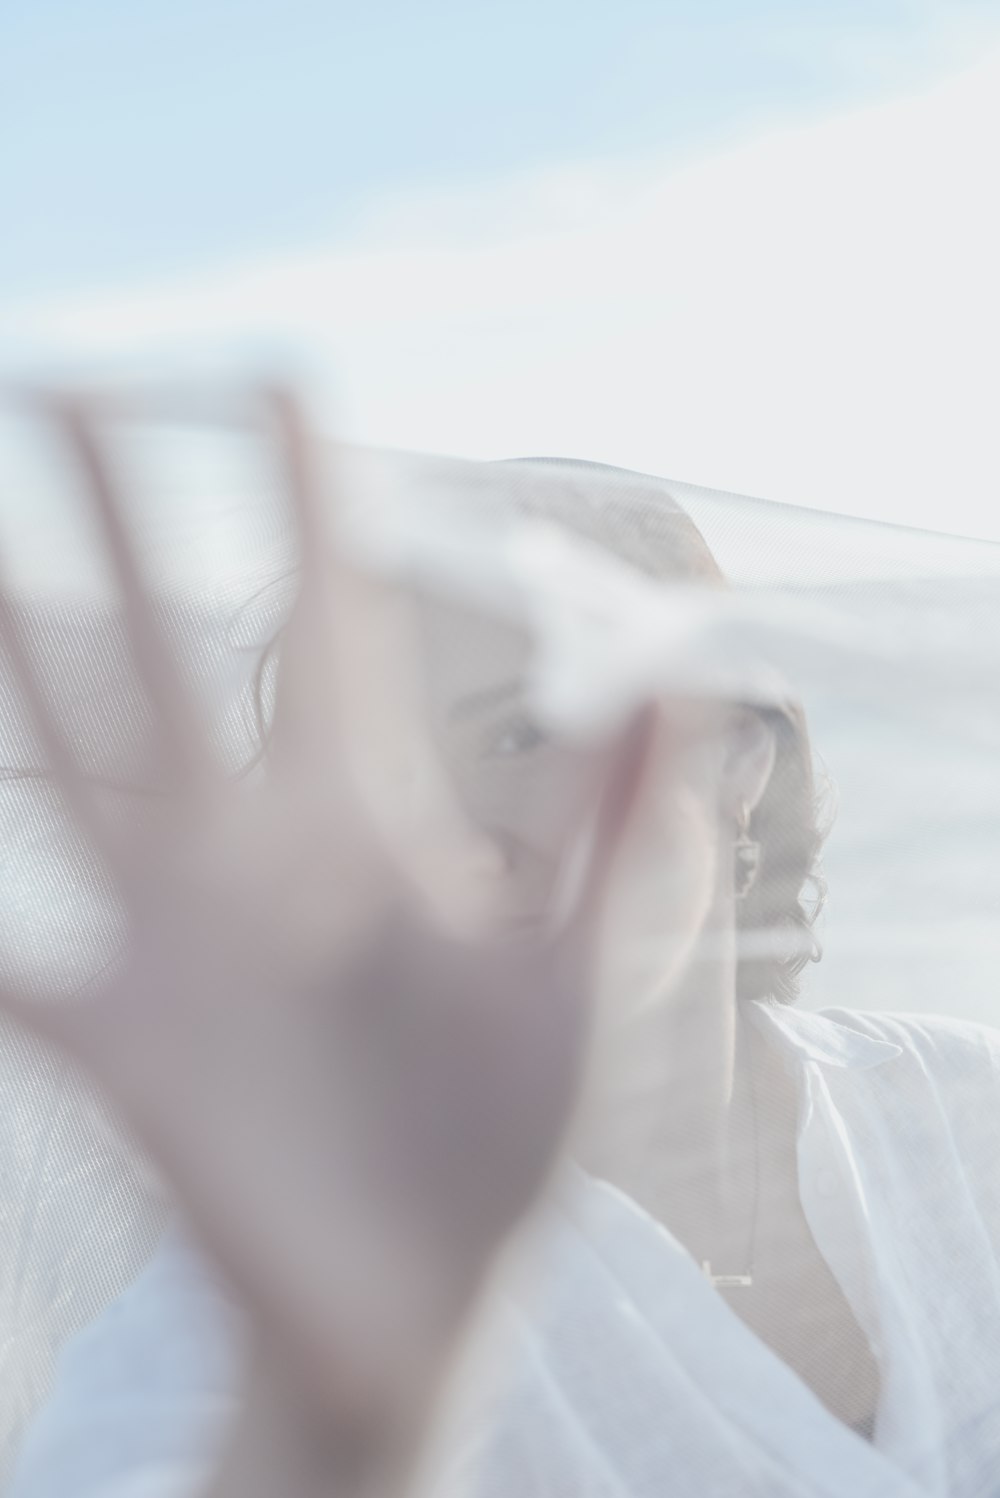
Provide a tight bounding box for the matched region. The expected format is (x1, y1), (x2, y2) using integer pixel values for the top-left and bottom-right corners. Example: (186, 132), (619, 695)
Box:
(601, 774), (719, 1012)
(458, 745), (602, 856)
(446, 747), (606, 920)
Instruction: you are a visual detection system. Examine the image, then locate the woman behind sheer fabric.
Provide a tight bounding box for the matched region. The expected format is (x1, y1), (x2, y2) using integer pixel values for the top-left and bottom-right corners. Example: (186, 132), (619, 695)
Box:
(5, 407), (1000, 1498)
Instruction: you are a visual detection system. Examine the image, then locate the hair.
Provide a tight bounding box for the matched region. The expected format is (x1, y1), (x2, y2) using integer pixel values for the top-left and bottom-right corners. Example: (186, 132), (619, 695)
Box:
(734, 700), (829, 1005)
(493, 457), (831, 1006)
(249, 455), (831, 1006)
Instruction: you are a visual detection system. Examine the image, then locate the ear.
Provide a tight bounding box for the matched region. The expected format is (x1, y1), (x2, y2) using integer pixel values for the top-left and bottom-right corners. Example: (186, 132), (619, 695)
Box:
(720, 707), (777, 819)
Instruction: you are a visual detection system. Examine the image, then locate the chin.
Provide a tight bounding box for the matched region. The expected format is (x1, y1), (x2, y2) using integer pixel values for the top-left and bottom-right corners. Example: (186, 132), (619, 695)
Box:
(599, 870), (716, 1023)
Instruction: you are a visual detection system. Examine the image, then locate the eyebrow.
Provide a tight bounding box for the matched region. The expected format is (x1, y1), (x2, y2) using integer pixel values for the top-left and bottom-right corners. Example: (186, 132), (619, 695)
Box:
(448, 678), (525, 724)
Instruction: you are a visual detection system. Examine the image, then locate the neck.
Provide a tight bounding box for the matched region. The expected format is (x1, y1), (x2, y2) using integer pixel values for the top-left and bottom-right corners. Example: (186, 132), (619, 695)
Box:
(580, 907), (757, 1232)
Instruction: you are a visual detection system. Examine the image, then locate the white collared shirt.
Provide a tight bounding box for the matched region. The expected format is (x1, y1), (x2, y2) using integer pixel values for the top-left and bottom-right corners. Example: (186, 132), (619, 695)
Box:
(11, 1005), (1000, 1497)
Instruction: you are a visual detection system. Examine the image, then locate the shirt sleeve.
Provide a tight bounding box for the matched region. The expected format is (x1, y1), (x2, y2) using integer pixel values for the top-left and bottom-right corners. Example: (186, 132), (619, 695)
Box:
(8, 1227), (245, 1498)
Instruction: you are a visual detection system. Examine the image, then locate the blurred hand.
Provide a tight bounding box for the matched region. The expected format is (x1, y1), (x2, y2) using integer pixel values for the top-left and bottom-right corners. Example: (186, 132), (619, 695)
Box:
(0, 390), (651, 1492)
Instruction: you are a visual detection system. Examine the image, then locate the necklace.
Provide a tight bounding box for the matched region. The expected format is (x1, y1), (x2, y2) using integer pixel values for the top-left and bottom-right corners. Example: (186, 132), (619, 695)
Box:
(701, 1030), (761, 1290)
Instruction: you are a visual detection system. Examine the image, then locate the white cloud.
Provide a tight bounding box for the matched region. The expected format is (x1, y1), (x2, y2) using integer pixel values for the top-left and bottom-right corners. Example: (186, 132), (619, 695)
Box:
(5, 46), (1000, 541)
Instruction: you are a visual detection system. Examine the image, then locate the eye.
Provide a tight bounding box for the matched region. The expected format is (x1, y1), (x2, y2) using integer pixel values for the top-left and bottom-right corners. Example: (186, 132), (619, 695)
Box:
(482, 712), (548, 759)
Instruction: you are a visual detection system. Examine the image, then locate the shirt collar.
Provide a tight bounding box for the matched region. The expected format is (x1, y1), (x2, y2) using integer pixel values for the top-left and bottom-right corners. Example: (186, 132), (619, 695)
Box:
(746, 1000), (903, 1071)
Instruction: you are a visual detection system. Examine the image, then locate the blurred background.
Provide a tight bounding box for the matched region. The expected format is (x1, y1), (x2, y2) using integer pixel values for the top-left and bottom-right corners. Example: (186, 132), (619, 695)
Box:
(3, 0), (1000, 538)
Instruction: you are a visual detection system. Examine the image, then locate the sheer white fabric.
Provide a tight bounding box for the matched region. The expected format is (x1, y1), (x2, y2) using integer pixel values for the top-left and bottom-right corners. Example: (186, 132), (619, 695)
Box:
(11, 1004), (1000, 1498)
(2, 405), (1000, 1492)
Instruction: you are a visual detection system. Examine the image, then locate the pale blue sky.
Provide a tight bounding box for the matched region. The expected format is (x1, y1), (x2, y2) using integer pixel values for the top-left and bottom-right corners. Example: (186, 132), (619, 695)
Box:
(4, 0), (1000, 299)
(4, 2), (1000, 539)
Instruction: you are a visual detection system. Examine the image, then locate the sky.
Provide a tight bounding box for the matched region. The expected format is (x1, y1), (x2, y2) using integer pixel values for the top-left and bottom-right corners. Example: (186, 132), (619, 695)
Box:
(4, 0), (1000, 540)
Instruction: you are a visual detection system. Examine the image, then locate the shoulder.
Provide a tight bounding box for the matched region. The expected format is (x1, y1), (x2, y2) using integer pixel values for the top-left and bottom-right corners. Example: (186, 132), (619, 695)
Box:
(812, 1008), (1000, 1179)
(750, 998), (1000, 1089)
(754, 1000), (1000, 1156)
(9, 1227), (242, 1498)
(819, 1006), (1000, 1083)
(56, 1225), (241, 1392)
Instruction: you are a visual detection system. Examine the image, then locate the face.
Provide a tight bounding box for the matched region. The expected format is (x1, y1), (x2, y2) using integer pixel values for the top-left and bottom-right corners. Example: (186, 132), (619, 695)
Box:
(413, 590), (726, 1013)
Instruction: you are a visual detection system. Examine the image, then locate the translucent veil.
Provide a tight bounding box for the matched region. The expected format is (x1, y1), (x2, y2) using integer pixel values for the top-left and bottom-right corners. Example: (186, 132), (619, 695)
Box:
(1, 392), (999, 1492)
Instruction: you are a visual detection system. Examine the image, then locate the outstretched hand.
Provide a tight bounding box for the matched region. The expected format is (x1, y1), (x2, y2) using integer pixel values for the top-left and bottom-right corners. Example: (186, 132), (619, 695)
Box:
(0, 390), (652, 1488)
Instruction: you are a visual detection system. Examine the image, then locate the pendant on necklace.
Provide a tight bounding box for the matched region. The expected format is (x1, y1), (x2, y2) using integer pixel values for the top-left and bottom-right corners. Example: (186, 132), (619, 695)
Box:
(702, 1260), (753, 1288)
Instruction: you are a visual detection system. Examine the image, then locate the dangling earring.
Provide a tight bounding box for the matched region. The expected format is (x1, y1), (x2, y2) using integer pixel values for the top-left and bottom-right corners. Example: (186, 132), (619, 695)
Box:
(733, 801), (761, 900)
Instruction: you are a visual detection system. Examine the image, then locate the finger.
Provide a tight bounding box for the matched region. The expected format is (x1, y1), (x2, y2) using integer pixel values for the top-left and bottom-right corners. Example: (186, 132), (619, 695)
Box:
(265, 391), (480, 917)
(0, 379), (259, 434)
(52, 395), (214, 792)
(262, 388), (345, 775)
(549, 704), (658, 946)
(0, 972), (81, 1056)
(262, 387), (333, 596)
(263, 389), (416, 836)
(0, 582), (123, 868)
